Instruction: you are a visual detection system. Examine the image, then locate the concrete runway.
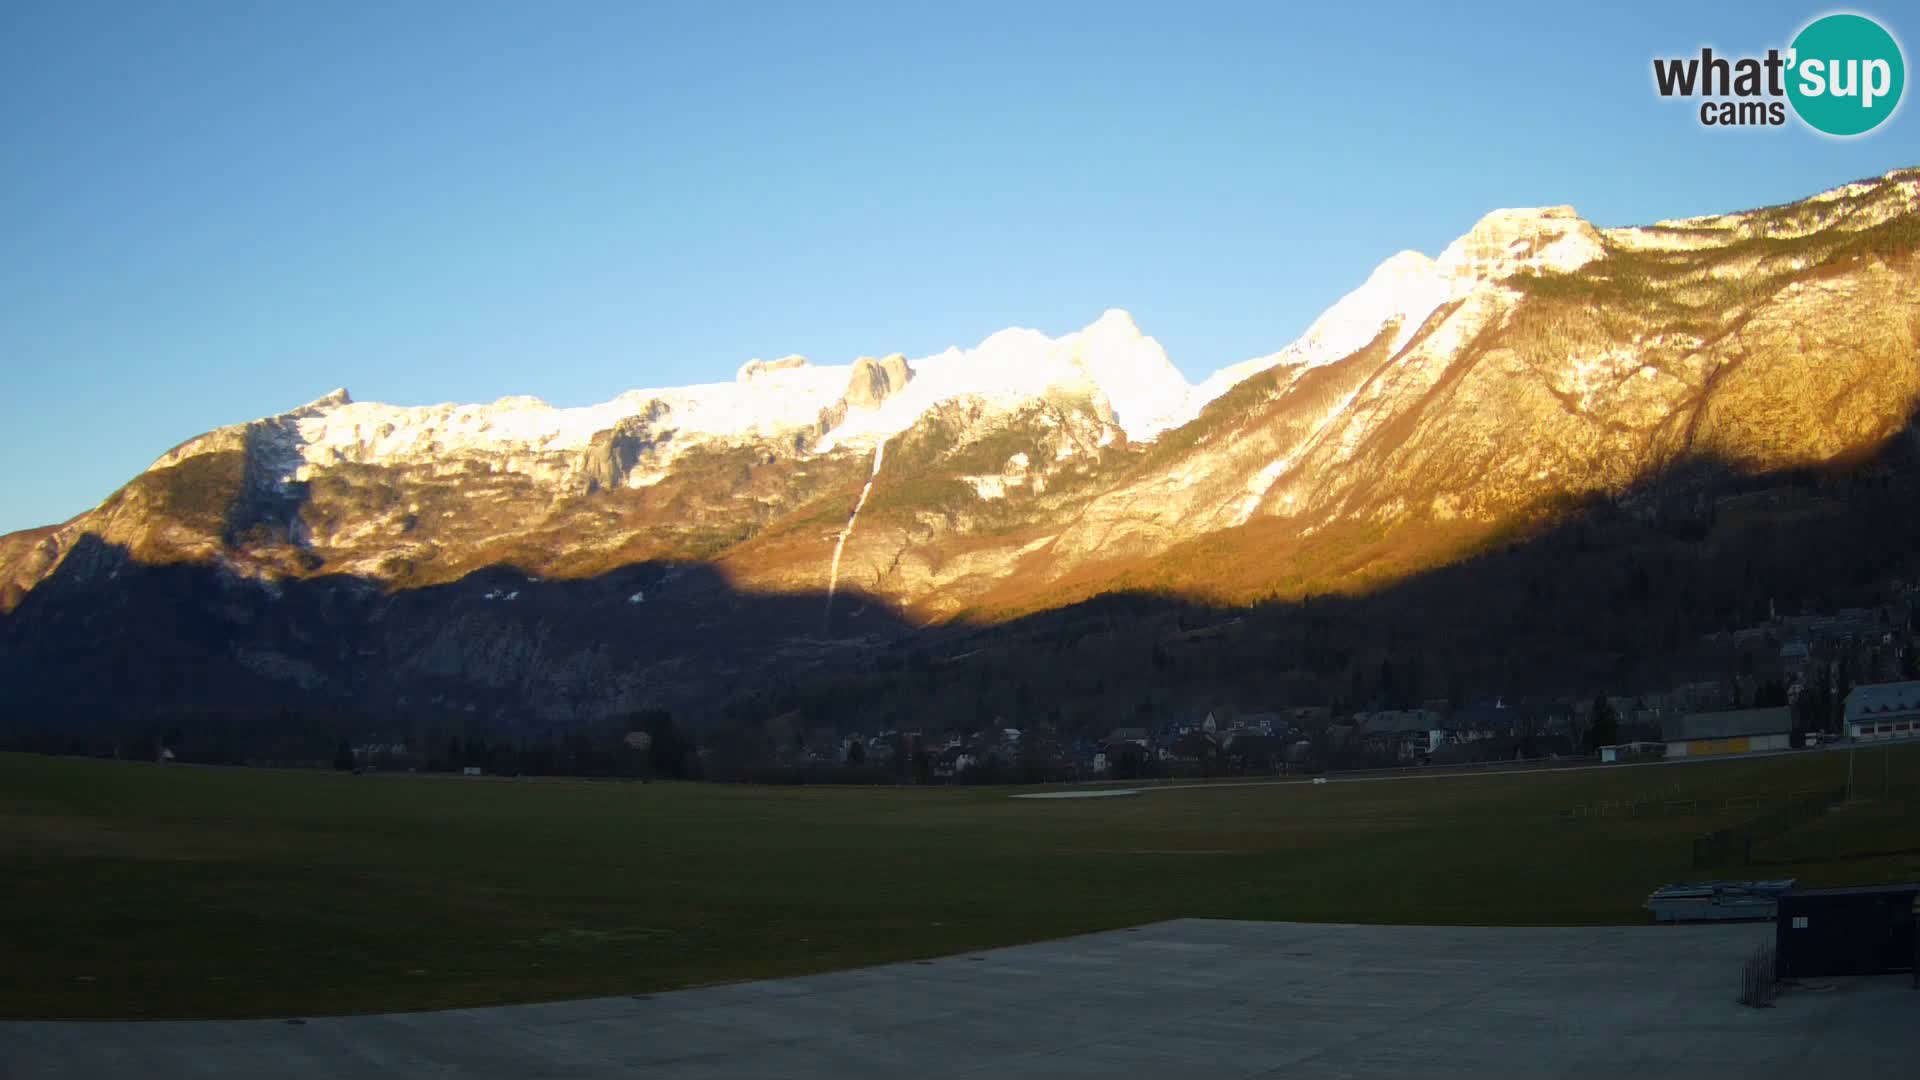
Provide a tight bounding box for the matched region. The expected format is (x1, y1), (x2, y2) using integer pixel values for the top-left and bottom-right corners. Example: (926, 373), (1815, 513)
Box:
(4, 920), (1915, 1078)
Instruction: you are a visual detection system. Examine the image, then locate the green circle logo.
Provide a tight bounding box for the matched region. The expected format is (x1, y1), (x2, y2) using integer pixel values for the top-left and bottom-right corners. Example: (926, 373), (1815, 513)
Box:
(1787, 13), (1905, 136)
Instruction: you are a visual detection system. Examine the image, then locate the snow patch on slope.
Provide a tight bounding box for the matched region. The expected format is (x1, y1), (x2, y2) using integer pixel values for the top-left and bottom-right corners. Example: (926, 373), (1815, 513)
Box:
(1178, 206), (1606, 426)
(1233, 380), (1370, 525)
(1185, 250), (1457, 424)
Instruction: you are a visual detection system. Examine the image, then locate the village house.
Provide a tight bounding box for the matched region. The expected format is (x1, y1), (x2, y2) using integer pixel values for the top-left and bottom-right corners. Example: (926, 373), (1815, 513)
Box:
(1438, 701), (1510, 744)
(1168, 729), (1219, 767)
(1779, 640), (1812, 675)
(1621, 694), (1684, 735)
(1235, 711), (1283, 735)
(1672, 681), (1726, 713)
(1224, 732), (1288, 772)
(932, 746), (976, 778)
(1350, 710), (1429, 760)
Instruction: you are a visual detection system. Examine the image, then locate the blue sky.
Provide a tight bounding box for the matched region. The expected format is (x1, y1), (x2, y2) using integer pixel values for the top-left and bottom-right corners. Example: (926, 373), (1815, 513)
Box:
(1, 1), (1914, 533)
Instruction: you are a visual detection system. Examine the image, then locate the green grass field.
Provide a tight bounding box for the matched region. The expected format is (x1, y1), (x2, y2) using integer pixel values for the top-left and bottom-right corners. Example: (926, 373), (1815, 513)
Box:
(4, 747), (1918, 1019)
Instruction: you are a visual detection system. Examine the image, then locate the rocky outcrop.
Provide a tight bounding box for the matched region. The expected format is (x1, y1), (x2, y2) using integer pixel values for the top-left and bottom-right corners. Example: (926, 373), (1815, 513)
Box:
(736, 355), (810, 382)
(579, 400), (674, 493)
(1437, 205), (1606, 279)
(843, 353), (912, 410)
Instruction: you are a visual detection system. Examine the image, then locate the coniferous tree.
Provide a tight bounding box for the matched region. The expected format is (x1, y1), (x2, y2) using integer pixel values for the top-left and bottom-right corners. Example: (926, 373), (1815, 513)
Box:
(1584, 696), (1618, 750)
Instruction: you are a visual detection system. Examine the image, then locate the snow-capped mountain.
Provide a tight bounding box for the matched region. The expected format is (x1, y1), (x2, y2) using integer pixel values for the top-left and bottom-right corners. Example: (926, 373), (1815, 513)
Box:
(178, 304), (1192, 496)
(4, 167), (1918, 729)
(124, 196), (1620, 515)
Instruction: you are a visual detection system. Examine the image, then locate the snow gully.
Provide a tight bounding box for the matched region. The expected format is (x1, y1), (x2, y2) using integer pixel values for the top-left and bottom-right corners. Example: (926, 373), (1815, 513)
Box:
(823, 438), (886, 631)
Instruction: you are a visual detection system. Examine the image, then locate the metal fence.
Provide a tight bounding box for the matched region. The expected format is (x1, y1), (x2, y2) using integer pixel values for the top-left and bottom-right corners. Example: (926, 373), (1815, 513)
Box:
(1561, 785), (1834, 820)
(1690, 787), (1847, 869)
(1739, 944), (1778, 1007)
(1560, 783), (1686, 819)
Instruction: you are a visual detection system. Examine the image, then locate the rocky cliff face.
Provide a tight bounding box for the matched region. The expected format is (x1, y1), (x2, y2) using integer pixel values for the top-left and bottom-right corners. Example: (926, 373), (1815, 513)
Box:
(1004, 171), (1920, 606)
(4, 168), (1917, 726)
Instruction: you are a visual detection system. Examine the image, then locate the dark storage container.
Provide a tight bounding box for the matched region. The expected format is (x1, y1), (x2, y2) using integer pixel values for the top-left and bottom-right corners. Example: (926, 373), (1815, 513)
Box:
(1774, 883), (1919, 978)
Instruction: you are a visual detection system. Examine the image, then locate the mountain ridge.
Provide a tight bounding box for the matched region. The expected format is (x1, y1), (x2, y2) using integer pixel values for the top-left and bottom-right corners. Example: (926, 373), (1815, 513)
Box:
(3, 166), (1918, 731)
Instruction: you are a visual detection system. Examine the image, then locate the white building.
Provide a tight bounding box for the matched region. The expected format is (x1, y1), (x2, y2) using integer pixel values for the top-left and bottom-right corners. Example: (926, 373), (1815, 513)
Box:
(1599, 741), (1666, 764)
(1843, 681), (1920, 742)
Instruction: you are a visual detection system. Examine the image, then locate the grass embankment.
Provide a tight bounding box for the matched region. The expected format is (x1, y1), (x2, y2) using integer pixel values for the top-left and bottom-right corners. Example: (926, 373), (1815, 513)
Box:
(3, 746), (1915, 1018)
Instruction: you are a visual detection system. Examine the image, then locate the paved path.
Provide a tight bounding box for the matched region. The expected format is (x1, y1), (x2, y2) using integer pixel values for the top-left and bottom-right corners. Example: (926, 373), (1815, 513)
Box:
(4, 920), (1915, 1078)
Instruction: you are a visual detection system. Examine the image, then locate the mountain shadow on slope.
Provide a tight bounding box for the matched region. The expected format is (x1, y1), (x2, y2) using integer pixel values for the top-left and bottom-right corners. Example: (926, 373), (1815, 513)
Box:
(0, 539), (919, 737)
(3, 399), (1919, 757)
(716, 401), (1920, 743)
